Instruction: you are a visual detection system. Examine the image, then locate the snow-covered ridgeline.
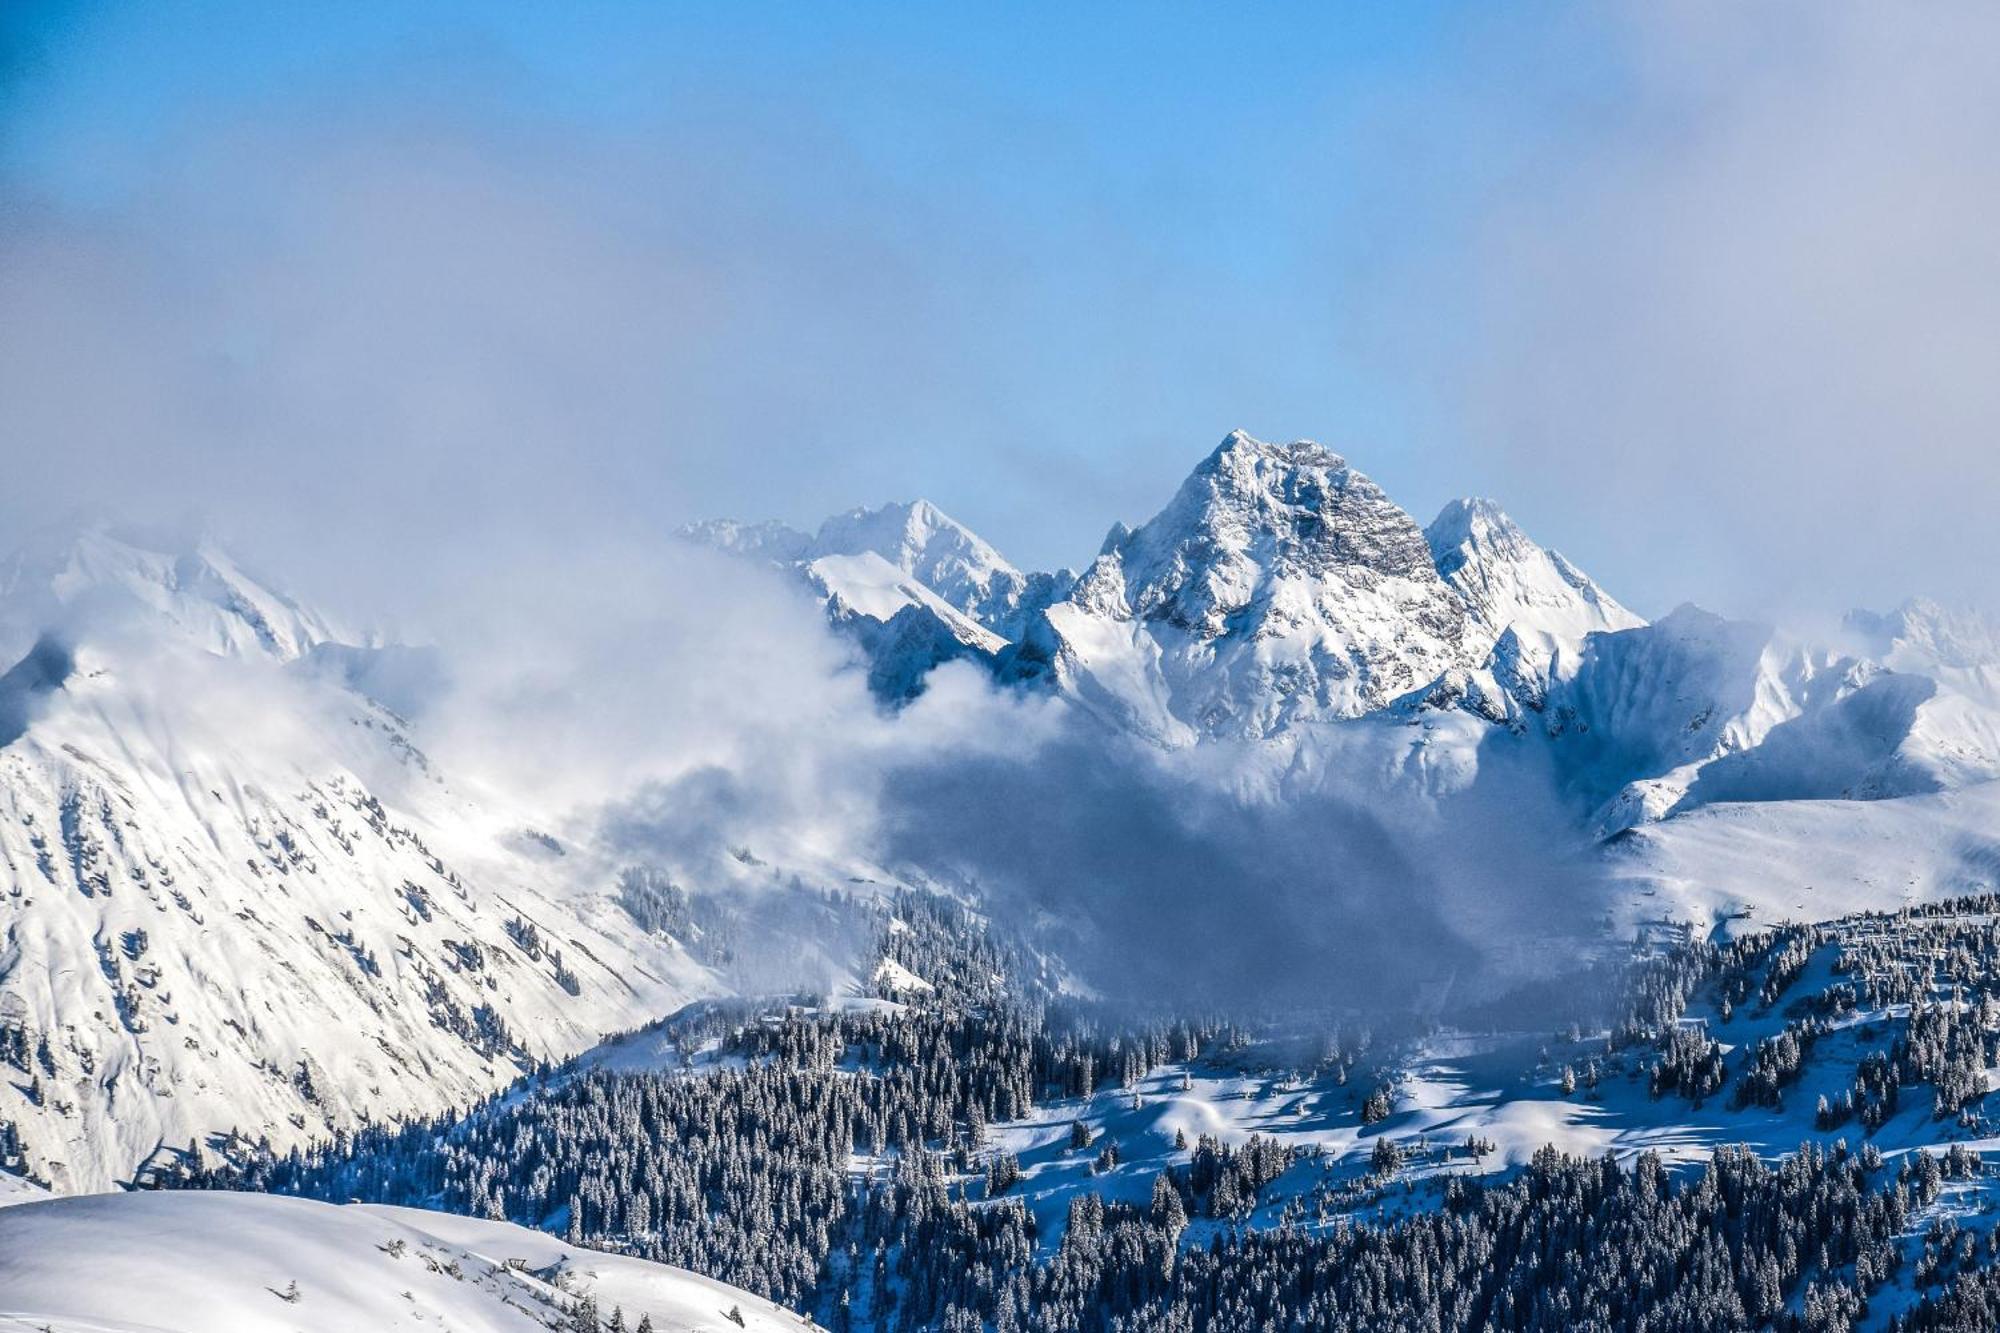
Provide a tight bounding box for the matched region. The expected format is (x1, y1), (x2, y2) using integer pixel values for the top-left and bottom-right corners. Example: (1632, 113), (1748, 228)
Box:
(0, 522), (717, 1192)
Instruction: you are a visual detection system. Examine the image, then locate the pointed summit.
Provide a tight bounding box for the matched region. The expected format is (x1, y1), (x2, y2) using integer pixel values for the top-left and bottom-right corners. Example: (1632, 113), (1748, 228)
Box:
(1425, 497), (1641, 655)
(1017, 431), (1471, 742)
(1147, 432), (1443, 600)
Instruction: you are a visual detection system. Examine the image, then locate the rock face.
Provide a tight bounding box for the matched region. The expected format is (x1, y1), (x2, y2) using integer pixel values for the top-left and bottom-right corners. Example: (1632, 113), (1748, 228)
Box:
(1008, 432), (1474, 742)
(0, 522), (712, 1192)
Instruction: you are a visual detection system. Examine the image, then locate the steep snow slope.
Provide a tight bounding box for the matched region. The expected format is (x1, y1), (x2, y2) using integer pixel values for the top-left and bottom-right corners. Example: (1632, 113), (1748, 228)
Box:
(1008, 432), (1472, 743)
(685, 500), (1073, 641)
(0, 1190), (818, 1332)
(804, 552), (1006, 656)
(802, 552), (1007, 700)
(0, 533), (715, 1193)
(1425, 497), (1643, 656)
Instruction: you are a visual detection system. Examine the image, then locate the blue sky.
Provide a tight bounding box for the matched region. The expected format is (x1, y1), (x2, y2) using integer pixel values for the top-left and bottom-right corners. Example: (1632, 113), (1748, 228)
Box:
(2, 3), (1994, 620)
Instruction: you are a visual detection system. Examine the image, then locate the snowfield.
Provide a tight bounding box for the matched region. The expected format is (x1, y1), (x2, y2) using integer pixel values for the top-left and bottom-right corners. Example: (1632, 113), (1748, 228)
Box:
(0, 1190), (820, 1333)
(1610, 782), (2000, 934)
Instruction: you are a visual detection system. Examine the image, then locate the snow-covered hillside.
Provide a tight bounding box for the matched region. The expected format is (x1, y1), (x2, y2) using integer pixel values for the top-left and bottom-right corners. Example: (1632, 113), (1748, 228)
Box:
(0, 522), (716, 1192)
(1607, 781), (2000, 934)
(0, 1189), (818, 1332)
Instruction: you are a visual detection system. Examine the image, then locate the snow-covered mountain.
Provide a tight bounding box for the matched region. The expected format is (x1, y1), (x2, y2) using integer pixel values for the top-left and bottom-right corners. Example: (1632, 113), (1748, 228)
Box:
(0, 1189), (818, 1332)
(811, 499), (1067, 640)
(13, 433), (2000, 1199)
(1004, 432), (1600, 743)
(682, 499), (1073, 700)
(0, 522), (716, 1192)
(689, 430), (2000, 855)
(1426, 496), (1643, 657)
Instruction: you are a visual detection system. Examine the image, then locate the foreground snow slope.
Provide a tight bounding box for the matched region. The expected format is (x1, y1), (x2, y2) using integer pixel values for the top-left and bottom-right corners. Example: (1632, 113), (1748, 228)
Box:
(0, 1189), (818, 1332)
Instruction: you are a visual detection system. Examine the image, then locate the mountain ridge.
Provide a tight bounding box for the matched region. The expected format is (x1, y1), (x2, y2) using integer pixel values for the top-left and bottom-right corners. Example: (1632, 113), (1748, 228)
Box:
(0, 528), (720, 1191)
(9, 430), (2000, 1195)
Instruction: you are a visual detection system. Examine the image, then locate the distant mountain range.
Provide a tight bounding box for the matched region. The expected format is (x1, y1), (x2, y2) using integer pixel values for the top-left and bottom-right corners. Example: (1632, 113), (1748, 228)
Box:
(693, 429), (2000, 832)
(5, 429), (2000, 1194)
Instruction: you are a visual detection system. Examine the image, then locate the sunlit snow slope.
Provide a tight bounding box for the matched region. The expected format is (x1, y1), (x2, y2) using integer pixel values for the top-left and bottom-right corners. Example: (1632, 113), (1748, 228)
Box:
(0, 1189), (819, 1333)
(0, 523), (715, 1192)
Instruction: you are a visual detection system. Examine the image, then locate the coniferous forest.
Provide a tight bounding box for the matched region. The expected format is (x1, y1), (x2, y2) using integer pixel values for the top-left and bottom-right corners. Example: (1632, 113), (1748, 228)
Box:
(142, 890), (2000, 1333)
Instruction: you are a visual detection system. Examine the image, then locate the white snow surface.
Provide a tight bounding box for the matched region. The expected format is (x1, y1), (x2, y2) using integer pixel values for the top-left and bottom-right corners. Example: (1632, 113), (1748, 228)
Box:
(1425, 496), (1644, 656)
(0, 528), (716, 1193)
(0, 1189), (818, 1333)
(804, 552), (1006, 656)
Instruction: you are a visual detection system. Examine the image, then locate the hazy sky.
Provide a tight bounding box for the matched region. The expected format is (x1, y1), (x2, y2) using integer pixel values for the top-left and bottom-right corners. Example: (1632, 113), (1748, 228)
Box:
(3, 2), (1996, 623)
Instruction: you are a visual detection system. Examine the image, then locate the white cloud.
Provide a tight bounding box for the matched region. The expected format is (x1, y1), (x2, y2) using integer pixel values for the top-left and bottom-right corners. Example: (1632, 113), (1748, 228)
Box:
(1346, 2), (2000, 620)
